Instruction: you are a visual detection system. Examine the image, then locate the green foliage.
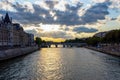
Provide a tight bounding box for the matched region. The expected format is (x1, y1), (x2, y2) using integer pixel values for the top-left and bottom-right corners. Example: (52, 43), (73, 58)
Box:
(65, 38), (85, 43)
(86, 29), (120, 46)
(35, 37), (42, 46)
(64, 29), (120, 46)
(103, 29), (120, 43)
(35, 29), (120, 46)
(86, 37), (101, 46)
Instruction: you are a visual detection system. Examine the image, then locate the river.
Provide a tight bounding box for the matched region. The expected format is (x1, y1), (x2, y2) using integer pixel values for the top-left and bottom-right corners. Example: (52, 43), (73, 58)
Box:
(0, 48), (120, 80)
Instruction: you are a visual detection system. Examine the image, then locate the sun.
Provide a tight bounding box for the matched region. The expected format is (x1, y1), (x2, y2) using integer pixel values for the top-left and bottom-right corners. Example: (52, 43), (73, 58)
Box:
(40, 24), (60, 32)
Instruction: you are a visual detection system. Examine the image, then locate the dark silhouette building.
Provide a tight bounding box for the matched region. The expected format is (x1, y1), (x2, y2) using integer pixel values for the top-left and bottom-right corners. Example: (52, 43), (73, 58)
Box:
(0, 13), (34, 47)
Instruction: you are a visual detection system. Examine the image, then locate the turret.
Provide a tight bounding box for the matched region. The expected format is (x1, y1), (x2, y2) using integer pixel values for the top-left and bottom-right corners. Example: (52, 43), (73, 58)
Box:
(4, 12), (12, 24)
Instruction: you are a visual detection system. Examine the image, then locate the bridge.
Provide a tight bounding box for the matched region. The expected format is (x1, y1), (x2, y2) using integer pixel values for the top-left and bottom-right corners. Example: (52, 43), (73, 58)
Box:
(40, 42), (87, 48)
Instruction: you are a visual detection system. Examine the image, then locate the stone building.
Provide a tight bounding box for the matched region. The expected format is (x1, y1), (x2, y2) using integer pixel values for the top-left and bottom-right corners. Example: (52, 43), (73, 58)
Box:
(94, 32), (107, 38)
(0, 13), (34, 47)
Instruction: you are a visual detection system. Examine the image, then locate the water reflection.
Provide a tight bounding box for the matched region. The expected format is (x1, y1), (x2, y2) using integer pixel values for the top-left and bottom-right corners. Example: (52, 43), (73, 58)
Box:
(38, 48), (63, 80)
(0, 48), (120, 80)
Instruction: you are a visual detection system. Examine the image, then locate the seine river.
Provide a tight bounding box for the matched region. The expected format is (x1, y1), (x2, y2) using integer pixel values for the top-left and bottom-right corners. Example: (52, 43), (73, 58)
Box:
(0, 48), (120, 80)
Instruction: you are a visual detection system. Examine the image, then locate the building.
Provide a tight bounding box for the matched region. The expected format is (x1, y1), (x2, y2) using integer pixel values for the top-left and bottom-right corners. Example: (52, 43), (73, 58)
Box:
(94, 32), (108, 38)
(0, 13), (34, 47)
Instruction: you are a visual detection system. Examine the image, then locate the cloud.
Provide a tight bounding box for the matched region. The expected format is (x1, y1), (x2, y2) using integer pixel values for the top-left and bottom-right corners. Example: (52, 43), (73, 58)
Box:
(8, 1), (82, 25)
(81, 2), (111, 24)
(25, 28), (73, 39)
(109, 0), (120, 8)
(45, 1), (59, 9)
(0, 0), (119, 40)
(92, 0), (107, 3)
(22, 1), (34, 13)
(117, 16), (120, 21)
(73, 26), (98, 33)
(23, 24), (99, 39)
(0, 0), (112, 26)
(0, 0), (16, 12)
(92, 0), (120, 9)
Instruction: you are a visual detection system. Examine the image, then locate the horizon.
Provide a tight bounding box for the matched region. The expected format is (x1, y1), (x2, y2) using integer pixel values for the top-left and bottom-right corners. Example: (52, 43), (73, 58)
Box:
(0, 0), (120, 42)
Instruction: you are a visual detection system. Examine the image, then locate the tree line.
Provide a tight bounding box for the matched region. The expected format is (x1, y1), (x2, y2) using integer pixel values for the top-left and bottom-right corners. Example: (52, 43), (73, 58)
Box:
(35, 29), (120, 46)
(65, 29), (120, 46)
(35, 37), (53, 46)
(103, 29), (120, 43)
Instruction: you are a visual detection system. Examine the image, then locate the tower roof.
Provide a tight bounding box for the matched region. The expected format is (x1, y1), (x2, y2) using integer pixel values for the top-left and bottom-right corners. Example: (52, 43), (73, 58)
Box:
(4, 13), (11, 23)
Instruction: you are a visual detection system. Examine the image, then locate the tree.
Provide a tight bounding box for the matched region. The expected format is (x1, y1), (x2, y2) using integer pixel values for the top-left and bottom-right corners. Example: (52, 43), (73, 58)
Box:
(86, 37), (101, 46)
(35, 37), (42, 46)
(65, 38), (86, 43)
(103, 29), (120, 44)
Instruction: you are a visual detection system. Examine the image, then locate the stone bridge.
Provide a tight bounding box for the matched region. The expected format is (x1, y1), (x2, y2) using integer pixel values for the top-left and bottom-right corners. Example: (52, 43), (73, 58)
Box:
(40, 42), (87, 48)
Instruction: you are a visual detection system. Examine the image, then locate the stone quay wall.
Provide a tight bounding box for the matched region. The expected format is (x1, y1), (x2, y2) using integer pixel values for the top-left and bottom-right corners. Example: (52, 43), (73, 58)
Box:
(86, 46), (120, 57)
(0, 46), (38, 61)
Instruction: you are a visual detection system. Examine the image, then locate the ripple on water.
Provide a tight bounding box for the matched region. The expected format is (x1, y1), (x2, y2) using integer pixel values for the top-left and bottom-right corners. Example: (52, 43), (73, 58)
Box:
(0, 48), (120, 80)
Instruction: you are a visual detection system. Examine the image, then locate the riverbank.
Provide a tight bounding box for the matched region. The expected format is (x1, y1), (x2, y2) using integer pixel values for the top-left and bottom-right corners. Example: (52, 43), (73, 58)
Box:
(86, 46), (120, 57)
(0, 46), (38, 61)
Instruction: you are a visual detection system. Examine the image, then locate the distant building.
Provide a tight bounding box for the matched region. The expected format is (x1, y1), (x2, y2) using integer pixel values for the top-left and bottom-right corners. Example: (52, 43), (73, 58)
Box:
(94, 32), (108, 38)
(0, 13), (34, 47)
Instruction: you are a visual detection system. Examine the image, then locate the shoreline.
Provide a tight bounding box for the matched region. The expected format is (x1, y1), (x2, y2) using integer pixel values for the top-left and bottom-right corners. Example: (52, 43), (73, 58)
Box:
(85, 46), (120, 57)
(0, 46), (119, 61)
(0, 46), (39, 61)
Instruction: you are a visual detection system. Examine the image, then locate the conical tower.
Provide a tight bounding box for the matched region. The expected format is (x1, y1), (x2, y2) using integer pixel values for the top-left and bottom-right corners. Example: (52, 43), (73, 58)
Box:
(4, 12), (12, 24)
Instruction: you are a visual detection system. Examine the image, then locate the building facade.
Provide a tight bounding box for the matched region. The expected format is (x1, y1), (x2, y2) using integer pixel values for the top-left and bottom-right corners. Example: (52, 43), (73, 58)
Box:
(94, 32), (107, 38)
(0, 13), (34, 47)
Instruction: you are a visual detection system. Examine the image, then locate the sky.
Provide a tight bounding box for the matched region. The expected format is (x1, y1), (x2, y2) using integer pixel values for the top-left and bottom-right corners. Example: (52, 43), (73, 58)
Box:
(0, 0), (120, 42)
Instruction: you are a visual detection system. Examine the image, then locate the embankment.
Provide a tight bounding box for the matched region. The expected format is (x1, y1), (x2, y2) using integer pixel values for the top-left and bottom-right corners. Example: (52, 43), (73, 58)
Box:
(86, 47), (120, 57)
(0, 46), (38, 61)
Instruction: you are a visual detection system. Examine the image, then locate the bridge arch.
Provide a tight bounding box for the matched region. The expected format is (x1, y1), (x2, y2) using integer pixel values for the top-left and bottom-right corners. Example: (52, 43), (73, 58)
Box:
(40, 43), (87, 48)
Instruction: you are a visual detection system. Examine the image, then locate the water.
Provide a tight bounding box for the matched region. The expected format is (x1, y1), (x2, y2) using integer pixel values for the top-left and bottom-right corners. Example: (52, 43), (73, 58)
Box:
(0, 48), (120, 80)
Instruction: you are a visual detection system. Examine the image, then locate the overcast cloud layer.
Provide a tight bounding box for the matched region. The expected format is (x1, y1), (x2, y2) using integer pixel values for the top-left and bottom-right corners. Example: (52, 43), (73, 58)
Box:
(0, 0), (120, 40)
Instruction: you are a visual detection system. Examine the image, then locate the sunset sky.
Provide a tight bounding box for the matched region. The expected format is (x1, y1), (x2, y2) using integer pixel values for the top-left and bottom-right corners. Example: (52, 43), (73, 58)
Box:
(0, 0), (120, 42)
